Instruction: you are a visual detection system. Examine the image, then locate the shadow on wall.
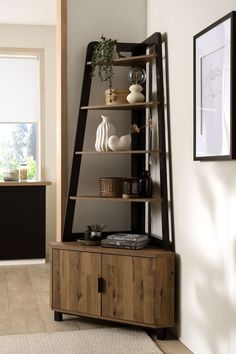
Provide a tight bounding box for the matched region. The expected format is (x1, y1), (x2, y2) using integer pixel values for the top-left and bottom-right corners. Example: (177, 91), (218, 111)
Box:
(194, 251), (236, 354)
(173, 240), (236, 354)
(177, 163), (236, 354)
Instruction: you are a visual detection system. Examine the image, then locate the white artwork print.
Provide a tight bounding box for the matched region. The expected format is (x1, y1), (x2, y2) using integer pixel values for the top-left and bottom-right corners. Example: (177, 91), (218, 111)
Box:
(200, 46), (224, 154)
(195, 18), (231, 158)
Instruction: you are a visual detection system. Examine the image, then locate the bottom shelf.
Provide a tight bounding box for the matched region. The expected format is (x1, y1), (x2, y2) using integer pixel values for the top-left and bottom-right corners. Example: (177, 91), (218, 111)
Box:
(64, 232), (166, 250)
(70, 195), (160, 202)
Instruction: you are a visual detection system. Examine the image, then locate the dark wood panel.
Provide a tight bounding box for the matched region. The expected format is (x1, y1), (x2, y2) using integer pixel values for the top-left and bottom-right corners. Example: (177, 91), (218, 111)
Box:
(0, 186), (45, 260)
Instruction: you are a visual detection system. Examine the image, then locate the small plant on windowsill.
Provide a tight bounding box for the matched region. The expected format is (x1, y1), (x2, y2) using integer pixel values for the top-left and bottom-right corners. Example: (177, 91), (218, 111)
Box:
(91, 35), (118, 94)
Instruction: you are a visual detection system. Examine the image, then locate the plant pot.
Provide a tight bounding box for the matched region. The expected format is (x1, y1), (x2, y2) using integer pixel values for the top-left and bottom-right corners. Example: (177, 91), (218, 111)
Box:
(105, 89), (129, 105)
(3, 169), (19, 181)
(90, 231), (102, 241)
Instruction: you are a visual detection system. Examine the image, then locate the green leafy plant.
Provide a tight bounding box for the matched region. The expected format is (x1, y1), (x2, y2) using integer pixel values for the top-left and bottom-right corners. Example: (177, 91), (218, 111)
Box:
(91, 35), (118, 92)
(88, 222), (106, 232)
(27, 156), (37, 180)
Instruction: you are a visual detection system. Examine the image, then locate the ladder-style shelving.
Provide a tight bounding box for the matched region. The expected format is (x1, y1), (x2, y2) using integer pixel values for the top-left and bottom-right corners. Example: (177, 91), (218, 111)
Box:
(63, 33), (172, 251)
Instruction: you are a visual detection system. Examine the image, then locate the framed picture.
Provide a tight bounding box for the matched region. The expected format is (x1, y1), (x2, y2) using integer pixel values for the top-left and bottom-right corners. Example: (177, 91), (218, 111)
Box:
(194, 11), (236, 160)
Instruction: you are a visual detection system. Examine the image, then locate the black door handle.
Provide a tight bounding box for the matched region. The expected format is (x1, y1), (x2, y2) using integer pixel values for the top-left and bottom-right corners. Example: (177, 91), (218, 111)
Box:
(98, 277), (104, 293)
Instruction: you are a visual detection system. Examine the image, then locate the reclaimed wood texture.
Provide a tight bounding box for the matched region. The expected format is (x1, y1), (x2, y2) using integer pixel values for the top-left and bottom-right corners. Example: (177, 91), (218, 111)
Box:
(50, 243), (175, 328)
(52, 249), (101, 316)
(50, 242), (172, 257)
(102, 254), (156, 325)
(155, 256), (175, 327)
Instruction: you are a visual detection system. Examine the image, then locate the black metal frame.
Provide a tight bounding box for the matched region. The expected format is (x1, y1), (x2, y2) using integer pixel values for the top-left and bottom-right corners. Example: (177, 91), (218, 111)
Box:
(63, 33), (172, 250)
(193, 11), (236, 161)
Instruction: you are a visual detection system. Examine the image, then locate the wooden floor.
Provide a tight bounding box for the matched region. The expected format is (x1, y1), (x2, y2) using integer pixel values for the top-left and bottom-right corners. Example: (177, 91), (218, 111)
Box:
(0, 264), (192, 354)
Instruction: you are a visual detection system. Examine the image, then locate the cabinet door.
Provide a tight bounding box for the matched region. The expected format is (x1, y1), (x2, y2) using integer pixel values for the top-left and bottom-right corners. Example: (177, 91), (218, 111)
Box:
(102, 254), (156, 325)
(52, 249), (101, 316)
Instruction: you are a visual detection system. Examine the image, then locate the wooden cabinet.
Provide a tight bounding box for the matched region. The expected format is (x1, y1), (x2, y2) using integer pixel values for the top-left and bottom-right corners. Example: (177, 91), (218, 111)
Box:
(50, 242), (175, 329)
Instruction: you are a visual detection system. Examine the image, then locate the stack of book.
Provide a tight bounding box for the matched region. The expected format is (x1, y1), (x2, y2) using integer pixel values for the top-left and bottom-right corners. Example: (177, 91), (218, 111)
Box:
(101, 233), (150, 250)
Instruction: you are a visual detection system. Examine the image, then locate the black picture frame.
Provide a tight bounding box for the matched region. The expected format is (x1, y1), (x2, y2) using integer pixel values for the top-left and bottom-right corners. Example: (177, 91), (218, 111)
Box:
(194, 11), (236, 161)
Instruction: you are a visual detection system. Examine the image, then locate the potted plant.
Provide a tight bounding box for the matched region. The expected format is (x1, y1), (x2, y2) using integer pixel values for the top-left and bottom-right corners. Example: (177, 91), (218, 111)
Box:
(87, 222), (106, 240)
(91, 35), (118, 93)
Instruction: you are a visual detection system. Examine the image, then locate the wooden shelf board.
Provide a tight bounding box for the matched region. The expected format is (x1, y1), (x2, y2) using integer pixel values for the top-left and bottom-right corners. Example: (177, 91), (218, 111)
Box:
(70, 195), (160, 202)
(51, 242), (174, 257)
(0, 181), (52, 187)
(112, 53), (157, 66)
(81, 101), (155, 111)
(87, 54), (157, 67)
(75, 150), (159, 155)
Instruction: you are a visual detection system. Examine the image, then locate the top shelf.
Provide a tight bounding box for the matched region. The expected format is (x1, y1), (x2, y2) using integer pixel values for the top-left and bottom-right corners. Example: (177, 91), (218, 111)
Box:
(87, 53), (157, 67)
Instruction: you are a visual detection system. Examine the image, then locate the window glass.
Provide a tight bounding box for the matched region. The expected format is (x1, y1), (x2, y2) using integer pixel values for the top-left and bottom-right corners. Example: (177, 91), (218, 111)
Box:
(0, 53), (40, 181)
(0, 123), (37, 181)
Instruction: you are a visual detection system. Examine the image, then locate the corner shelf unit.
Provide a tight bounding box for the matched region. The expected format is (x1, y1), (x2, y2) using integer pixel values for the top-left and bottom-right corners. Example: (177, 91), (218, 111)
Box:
(63, 33), (172, 251)
(52, 33), (174, 335)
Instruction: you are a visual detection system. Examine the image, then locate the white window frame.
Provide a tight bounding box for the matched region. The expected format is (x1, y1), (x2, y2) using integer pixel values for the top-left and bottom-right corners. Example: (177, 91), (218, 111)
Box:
(0, 47), (45, 180)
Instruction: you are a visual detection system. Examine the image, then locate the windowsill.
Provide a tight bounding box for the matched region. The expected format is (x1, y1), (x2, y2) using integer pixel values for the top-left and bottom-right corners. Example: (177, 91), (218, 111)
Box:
(0, 181), (52, 187)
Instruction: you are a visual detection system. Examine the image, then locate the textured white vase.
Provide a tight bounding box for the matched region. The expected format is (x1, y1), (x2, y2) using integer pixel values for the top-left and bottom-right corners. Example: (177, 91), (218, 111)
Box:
(127, 84), (145, 104)
(108, 134), (131, 151)
(95, 115), (116, 151)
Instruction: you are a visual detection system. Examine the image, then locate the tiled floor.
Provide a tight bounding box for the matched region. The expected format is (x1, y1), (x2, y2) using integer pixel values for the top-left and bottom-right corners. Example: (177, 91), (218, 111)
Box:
(0, 264), (192, 354)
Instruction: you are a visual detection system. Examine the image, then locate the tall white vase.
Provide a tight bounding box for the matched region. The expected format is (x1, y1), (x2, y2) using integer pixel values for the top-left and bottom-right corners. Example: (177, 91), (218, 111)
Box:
(95, 115), (116, 151)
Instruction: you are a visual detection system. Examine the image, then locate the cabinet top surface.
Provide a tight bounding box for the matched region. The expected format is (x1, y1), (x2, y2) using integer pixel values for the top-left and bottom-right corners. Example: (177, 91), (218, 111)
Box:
(50, 242), (174, 257)
(0, 181), (51, 187)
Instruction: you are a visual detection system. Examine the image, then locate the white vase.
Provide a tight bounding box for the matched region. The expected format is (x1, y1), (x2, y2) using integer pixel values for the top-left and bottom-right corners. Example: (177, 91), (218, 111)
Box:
(95, 115), (116, 152)
(108, 134), (131, 151)
(127, 84), (145, 104)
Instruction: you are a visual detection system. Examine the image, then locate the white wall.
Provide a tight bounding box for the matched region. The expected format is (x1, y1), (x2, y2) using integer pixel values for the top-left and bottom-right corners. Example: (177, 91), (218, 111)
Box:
(147, 2), (236, 354)
(67, 0), (147, 233)
(0, 24), (57, 254)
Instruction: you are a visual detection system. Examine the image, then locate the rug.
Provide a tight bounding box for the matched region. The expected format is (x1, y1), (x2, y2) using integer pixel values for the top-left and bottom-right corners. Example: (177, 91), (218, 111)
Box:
(0, 327), (163, 354)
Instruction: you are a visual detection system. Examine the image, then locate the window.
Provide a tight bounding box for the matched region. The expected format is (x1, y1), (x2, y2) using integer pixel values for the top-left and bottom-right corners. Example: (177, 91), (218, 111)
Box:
(0, 50), (43, 181)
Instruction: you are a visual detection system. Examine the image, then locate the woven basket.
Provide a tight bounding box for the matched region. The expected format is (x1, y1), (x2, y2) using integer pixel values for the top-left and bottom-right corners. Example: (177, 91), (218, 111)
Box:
(105, 89), (129, 105)
(99, 177), (125, 197)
